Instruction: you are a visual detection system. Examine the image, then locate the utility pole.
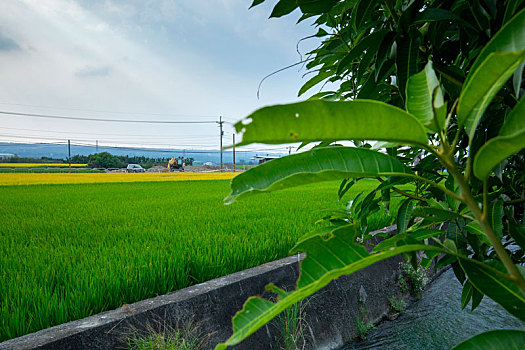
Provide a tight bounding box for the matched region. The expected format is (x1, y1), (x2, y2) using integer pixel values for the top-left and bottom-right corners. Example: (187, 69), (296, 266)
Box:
(68, 139), (71, 173)
(233, 134), (236, 173)
(96, 140), (98, 153)
(288, 146), (292, 155)
(218, 116), (224, 172)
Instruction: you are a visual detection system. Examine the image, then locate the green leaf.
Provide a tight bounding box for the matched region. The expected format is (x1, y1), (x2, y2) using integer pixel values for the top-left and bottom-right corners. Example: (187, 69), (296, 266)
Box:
(351, 0), (377, 31)
(413, 8), (475, 29)
(225, 146), (413, 203)
(298, 70), (333, 97)
(396, 29), (420, 101)
(490, 200), (504, 237)
(215, 243), (442, 349)
(452, 329), (525, 350)
(338, 178), (357, 201)
(461, 280), (474, 310)
(337, 29), (389, 76)
(513, 61), (524, 98)
(471, 287), (484, 311)
(406, 61), (444, 131)
(372, 229), (443, 252)
(297, 0), (338, 14)
(458, 8), (525, 139)
(508, 222), (525, 252)
(396, 199), (414, 234)
(499, 96), (525, 137)
(464, 221), (491, 245)
(460, 259), (525, 322)
(249, 0), (265, 9)
(270, 0), (298, 18)
(234, 100), (428, 147)
(473, 96), (525, 180)
(468, 8), (525, 79)
(457, 51), (525, 141)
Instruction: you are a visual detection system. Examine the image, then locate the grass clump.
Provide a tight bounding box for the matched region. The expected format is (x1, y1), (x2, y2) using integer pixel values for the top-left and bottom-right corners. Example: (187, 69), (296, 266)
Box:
(126, 318), (207, 350)
(276, 300), (309, 350)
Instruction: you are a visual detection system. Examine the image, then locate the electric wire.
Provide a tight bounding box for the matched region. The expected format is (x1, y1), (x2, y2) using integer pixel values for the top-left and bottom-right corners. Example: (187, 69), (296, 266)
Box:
(0, 110), (217, 124)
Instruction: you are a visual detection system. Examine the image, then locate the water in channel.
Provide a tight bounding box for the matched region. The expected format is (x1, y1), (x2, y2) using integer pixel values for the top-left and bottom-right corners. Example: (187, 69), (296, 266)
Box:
(344, 268), (524, 350)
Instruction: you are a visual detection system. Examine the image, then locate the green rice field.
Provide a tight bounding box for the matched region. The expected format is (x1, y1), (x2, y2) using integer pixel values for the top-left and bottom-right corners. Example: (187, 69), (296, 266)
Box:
(0, 179), (397, 341)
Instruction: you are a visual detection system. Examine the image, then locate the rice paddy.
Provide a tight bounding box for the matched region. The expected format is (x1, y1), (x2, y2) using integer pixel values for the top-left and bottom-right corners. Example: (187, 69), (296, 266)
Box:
(0, 175), (397, 342)
(0, 172), (237, 186)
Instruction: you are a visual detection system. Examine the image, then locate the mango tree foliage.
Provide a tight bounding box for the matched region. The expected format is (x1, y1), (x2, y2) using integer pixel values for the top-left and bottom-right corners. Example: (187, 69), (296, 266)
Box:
(218, 1), (525, 348)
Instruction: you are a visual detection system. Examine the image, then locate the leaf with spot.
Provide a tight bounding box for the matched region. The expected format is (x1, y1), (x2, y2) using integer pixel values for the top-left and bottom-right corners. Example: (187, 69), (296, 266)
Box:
(233, 100), (428, 148)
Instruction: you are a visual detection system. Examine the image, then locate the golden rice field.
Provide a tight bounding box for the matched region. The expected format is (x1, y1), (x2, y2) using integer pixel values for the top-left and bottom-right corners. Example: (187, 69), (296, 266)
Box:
(0, 163), (87, 167)
(0, 172), (238, 185)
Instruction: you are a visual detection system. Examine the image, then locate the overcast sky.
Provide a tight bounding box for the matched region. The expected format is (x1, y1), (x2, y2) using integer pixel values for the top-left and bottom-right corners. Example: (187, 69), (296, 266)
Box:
(0, 0), (319, 152)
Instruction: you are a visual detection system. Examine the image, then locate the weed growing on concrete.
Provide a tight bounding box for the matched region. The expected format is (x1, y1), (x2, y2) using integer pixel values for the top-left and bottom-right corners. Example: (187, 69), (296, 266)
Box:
(355, 303), (374, 340)
(276, 300), (309, 350)
(387, 296), (406, 313)
(125, 318), (208, 350)
(397, 274), (407, 293)
(400, 263), (429, 298)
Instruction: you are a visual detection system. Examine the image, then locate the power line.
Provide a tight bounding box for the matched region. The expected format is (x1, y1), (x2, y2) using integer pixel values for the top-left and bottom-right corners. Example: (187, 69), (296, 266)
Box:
(0, 125), (220, 139)
(0, 110), (217, 124)
(0, 140), (288, 154)
(0, 102), (220, 119)
(0, 134), (220, 148)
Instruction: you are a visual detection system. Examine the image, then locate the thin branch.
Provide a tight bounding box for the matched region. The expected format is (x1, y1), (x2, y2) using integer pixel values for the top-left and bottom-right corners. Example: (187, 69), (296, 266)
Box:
(504, 197), (525, 206)
(376, 177), (428, 202)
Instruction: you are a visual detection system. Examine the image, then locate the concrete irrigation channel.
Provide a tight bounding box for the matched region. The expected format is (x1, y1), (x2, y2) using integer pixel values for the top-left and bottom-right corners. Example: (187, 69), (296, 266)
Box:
(0, 226), (441, 350)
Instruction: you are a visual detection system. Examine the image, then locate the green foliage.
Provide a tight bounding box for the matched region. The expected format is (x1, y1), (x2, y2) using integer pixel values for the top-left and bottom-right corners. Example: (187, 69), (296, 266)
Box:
(218, 1), (525, 348)
(85, 152), (176, 169)
(2, 155), (66, 164)
(451, 329), (525, 350)
(88, 152), (124, 168)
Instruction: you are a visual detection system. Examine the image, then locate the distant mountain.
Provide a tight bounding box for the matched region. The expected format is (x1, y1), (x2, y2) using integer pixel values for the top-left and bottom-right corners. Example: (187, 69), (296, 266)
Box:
(0, 142), (284, 165)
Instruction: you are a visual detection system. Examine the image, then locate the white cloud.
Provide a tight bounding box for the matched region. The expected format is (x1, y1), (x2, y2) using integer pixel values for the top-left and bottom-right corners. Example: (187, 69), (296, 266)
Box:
(0, 0), (318, 150)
